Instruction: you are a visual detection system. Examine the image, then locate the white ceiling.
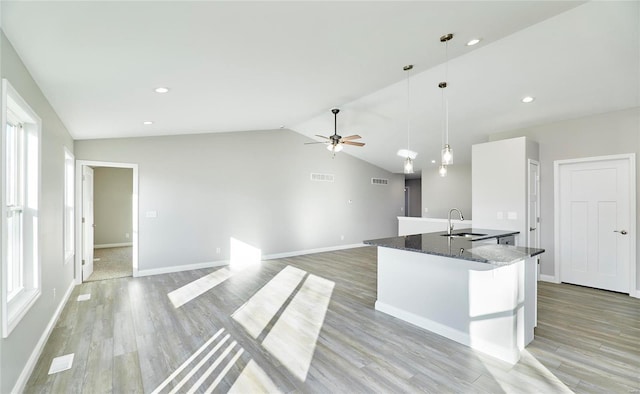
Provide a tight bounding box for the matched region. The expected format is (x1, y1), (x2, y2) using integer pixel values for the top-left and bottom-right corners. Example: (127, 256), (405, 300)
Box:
(2, 1), (638, 173)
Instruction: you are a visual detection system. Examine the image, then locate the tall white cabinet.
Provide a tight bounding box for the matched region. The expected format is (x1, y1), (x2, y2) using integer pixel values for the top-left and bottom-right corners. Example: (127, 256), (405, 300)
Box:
(472, 136), (540, 247)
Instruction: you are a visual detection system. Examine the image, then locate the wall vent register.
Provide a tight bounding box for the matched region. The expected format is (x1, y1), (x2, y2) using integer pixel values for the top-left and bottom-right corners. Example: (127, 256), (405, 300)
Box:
(371, 178), (389, 185)
(310, 173), (335, 182)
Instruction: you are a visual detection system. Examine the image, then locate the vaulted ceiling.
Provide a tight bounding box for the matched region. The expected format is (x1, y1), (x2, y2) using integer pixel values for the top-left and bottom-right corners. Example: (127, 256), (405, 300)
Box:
(2, 1), (638, 173)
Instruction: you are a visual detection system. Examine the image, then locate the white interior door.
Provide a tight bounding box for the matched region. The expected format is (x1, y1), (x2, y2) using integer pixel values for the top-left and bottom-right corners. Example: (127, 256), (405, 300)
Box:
(558, 157), (632, 293)
(82, 166), (94, 281)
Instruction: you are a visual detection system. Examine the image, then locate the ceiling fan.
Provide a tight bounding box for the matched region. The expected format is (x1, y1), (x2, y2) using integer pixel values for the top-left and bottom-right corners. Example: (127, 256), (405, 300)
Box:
(305, 108), (365, 153)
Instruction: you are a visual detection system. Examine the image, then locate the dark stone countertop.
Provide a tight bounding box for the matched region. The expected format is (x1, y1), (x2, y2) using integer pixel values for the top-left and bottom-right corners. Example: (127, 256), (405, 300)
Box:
(364, 228), (545, 266)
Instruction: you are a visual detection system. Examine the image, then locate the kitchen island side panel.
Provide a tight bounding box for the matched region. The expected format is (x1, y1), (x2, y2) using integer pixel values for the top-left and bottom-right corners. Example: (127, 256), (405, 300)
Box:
(375, 246), (534, 364)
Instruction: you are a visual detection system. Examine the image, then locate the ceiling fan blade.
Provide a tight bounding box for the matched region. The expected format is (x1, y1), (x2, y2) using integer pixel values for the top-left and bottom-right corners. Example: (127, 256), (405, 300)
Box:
(314, 134), (330, 140)
(341, 135), (362, 141)
(342, 141), (365, 147)
(304, 141), (329, 145)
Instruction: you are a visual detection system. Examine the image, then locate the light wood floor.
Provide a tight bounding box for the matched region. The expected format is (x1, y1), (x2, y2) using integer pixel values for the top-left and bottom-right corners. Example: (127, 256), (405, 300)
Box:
(25, 247), (640, 393)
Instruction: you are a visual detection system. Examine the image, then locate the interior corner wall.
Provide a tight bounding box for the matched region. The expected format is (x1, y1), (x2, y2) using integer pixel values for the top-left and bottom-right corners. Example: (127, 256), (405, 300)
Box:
(489, 107), (640, 292)
(0, 32), (75, 393)
(93, 167), (133, 246)
(74, 130), (404, 273)
(421, 164), (472, 220)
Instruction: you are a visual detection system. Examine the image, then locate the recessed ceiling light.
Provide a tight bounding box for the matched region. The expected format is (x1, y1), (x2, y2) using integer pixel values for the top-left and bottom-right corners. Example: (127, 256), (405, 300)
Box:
(143, 121), (153, 125)
(521, 96), (535, 103)
(154, 87), (169, 93)
(466, 38), (481, 46)
(431, 160), (436, 164)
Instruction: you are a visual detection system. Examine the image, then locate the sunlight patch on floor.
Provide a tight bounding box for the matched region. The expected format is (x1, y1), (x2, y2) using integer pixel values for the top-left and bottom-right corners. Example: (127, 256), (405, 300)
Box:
(231, 265), (306, 338)
(151, 327), (274, 394)
(228, 360), (282, 394)
(168, 268), (232, 308)
(262, 273), (335, 381)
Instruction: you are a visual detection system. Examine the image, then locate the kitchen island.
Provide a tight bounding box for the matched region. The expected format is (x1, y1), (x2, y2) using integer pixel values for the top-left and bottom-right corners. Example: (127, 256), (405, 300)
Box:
(364, 229), (544, 364)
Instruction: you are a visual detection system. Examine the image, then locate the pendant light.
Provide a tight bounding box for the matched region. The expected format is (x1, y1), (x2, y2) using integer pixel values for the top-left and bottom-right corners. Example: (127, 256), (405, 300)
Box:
(397, 64), (417, 174)
(439, 33), (454, 175)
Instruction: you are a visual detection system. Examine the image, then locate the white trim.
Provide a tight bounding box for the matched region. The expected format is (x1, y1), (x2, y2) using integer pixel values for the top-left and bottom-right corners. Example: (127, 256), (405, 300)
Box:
(137, 260), (229, 277)
(63, 147), (75, 265)
(94, 242), (133, 249)
(2, 79), (43, 338)
(554, 154), (636, 296)
(538, 274), (559, 283)
(527, 159), (540, 250)
(135, 243), (367, 277)
(75, 160), (139, 284)
(11, 279), (75, 394)
(262, 243), (365, 260)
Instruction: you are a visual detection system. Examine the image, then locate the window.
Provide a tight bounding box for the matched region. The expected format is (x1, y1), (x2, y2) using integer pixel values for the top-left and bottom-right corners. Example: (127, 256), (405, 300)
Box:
(64, 149), (74, 263)
(2, 79), (41, 338)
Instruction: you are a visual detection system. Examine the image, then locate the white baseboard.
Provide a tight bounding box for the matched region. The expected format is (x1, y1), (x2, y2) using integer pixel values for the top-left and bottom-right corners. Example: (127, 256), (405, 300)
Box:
(374, 301), (519, 365)
(538, 274), (559, 283)
(263, 243), (366, 260)
(12, 279), (76, 394)
(632, 290), (640, 299)
(136, 260), (229, 277)
(94, 242), (133, 249)
(135, 243), (367, 277)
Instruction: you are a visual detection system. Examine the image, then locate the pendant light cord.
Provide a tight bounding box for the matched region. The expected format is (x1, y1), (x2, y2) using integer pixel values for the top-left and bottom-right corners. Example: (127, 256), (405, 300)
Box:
(444, 39), (449, 146)
(406, 66), (411, 151)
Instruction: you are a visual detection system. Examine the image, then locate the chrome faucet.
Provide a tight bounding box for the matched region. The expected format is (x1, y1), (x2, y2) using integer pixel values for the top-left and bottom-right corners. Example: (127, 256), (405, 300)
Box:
(448, 208), (464, 235)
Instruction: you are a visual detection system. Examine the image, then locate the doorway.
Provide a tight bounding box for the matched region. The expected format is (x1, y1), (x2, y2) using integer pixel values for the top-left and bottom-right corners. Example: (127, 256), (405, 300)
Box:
(404, 177), (422, 217)
(75, 160), (139, 284)
(554, 154), (636, 294)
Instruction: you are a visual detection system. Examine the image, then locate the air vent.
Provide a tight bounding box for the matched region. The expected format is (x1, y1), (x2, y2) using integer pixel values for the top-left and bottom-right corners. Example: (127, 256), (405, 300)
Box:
(310, 173), (335, 182)
(371, 178), (389, 185)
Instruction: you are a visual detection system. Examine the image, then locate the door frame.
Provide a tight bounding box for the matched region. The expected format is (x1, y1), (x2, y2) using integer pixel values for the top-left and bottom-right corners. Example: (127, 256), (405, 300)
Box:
(75, 160), (139, 284)
(553, 153), (636, 297)
(527, 159), (540, 249)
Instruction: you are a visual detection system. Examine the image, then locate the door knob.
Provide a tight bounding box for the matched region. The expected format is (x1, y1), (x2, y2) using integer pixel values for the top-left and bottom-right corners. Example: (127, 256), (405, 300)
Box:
(614, 230), (628, 235)
(529, 227), (536, 231)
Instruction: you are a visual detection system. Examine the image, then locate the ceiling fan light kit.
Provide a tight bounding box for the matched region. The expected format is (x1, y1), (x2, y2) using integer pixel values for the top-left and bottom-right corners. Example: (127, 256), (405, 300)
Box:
(307, 107), (365, 156)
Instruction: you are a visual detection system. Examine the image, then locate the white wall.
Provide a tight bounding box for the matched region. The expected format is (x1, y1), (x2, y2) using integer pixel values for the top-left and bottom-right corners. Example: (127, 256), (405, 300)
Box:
(75, 130), (404, 273)
(490, 107), (640, 293)
(472, 137), (538, 247)
(0, 32), (75, 393)
(421, 164), (472, 220)
(93, 167), (133, 246)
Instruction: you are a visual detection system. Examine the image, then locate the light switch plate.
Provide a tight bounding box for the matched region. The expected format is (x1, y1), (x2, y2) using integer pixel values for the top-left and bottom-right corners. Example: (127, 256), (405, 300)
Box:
(145, 211), (157, 218)
(508, 211), (517, 220)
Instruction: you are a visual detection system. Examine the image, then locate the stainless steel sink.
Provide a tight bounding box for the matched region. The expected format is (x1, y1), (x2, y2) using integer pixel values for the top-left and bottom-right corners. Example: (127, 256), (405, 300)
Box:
(441, 232), (487, 238)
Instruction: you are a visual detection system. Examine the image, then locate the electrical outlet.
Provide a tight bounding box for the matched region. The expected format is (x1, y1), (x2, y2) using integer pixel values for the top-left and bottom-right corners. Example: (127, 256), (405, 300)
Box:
(125, 233), (130, 239)
(424, 207), (429, 213)
(340, 235), (345, 241)
(53, 288), (56, 299)
(216, 247), (221, 254)
(497, 211), (504, 220)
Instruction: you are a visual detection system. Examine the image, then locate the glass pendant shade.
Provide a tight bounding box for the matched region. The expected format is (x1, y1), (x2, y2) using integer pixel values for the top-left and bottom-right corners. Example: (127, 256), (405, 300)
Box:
(403, 157), (414, 174)
(327, 143), (343, 153)
(441, 144), (453, 165)
(438, 164), (448, 177)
